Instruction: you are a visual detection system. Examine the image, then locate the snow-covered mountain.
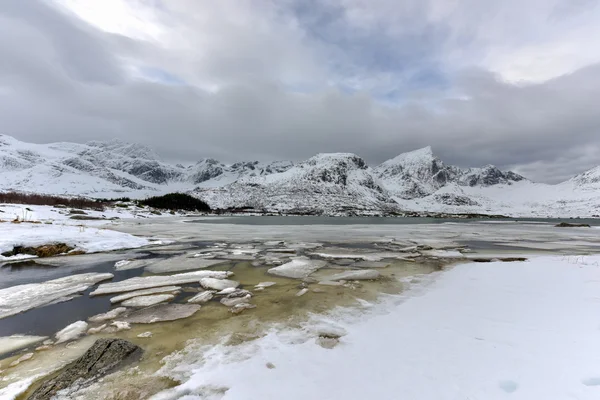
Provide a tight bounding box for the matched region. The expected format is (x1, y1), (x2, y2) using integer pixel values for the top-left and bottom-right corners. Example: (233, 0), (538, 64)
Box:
(195, 153), (397, 215)
(374, 146), (525, 200)
(0, 135), (598, 217)
(0, 135), (292, 198)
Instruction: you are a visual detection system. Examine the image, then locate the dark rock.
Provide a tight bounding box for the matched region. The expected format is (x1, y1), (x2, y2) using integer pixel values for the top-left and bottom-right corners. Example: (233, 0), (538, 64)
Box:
(555, 222), (591, 228)
(69, 215), (105, 220)
(68, 209), (88, 215)
(28, 338), (142, 400)
(1, 243), (74, 258)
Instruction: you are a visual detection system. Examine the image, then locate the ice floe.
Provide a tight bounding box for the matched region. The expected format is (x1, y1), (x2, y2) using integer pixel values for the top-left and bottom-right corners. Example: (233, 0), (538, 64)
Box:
(323, 270), (381, 281)
(145, 256), (225, 274)
(9, 352), (33, 367)
(122, 294), (174, 307)
(125, 304), (201, 324)
(88, 307), (127, 322)
(55, 321), (88, 344)
(187, 291), (215, 304)
(114, 258), (156, 271)
(200, 278), (240, 291)
(0, 335), (48, 357)
(255, 282), (276, 288)
(230, 303), (256, 314)
(221, 295), (252, 307)
(109, 286), (181, 304)
(90, 271), (232, 296)
(267, 258), (327, 279)
(0, 273), (114, 319)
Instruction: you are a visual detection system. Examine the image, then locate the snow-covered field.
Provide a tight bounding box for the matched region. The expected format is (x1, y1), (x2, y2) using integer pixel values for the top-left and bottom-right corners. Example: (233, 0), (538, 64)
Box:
(0, 203), (165, 261)
(153, 255), (600, 400)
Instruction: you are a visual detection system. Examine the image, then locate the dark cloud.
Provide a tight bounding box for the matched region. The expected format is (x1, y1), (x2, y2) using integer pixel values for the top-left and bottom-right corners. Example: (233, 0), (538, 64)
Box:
(0, 0), (598, 183)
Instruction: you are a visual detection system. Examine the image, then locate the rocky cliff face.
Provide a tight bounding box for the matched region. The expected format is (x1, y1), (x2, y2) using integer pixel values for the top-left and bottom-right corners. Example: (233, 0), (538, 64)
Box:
(195, 153), (396, 214)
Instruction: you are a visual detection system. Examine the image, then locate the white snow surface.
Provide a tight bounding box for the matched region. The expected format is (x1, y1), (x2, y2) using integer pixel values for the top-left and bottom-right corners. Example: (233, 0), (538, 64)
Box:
(0, 221), (151, 261)
(153, 255), (600, 400)
(0, 273), (114, 320)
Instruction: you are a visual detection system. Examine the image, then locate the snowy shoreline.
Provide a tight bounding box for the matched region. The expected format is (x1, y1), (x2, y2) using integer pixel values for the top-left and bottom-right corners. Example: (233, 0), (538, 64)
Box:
(151, 255), (600, 400)
(2, 209), (600, 400)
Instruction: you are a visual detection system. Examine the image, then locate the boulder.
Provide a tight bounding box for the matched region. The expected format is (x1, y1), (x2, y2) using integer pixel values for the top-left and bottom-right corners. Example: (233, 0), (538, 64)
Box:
(555, 222), (591, 228)
(29, 338), (142, 400)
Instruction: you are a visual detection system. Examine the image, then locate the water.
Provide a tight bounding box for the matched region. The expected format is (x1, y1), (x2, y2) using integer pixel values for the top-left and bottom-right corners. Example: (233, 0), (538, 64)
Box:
(189, 215), (600, 226)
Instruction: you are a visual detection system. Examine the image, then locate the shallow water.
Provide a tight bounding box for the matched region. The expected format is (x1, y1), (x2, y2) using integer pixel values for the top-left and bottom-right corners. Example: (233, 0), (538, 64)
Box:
(2, 223), (597, 398)
(188, 215), (600, 226)
(3, 244), (443, 398)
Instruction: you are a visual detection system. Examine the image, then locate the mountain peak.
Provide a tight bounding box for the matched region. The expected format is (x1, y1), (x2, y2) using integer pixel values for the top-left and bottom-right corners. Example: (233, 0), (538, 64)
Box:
(568, 165), (600, 186)
(308, 153), (367, 170)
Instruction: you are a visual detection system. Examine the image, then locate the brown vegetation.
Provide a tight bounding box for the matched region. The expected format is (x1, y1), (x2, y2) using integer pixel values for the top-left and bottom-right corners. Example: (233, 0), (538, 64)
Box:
(0, 191), (106, 209)
(1, 243), (75, 257)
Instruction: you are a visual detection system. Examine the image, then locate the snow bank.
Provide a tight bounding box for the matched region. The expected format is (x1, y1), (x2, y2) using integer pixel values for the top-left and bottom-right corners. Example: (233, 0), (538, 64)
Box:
(0, 222), (150, 260)
(153, 255), (600, 400)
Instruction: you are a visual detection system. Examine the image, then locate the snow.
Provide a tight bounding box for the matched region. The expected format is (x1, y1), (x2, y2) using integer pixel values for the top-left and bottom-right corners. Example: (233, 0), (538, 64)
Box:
(90, 271), (233, 296)
(110, 286), (181, 304)
(55, 321), (88, 344)
(0, 222), (151, 261)
(267, 258), (327, 279)
(0, 273), (114, 320)
(0, 335), (48, 357)
(122, 294), (175, 307)
(0, 376), (40, 400)
(152, 255), (600, 400)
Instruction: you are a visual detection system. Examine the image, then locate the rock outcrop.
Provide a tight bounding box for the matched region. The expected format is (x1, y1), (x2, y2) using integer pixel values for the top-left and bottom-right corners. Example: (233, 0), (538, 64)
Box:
(29, 338), (142, 400)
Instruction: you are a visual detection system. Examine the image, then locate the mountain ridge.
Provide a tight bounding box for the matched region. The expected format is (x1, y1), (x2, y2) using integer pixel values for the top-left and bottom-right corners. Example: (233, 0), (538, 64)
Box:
(0, 135), (598, 217)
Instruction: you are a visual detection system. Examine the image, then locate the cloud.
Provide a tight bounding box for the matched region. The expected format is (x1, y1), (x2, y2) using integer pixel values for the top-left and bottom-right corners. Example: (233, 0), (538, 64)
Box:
(0, 0), (599, 183)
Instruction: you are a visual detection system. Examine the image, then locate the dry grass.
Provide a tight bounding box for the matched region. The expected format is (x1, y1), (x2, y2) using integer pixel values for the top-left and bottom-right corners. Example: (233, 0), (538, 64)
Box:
(0, 191), (106, 209)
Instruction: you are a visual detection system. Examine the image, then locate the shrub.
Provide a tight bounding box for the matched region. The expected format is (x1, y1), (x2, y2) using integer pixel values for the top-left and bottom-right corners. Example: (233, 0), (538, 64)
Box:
(138, 193), (210, 212)
(0, 191), (107, 209)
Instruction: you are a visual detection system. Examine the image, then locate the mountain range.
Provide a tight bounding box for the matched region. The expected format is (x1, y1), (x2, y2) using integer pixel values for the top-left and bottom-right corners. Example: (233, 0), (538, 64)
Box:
(0, 134), (598, 217)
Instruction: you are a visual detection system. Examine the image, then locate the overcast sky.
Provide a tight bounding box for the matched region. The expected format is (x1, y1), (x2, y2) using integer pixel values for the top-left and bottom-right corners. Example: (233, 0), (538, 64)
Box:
(1, 0), (599, 182)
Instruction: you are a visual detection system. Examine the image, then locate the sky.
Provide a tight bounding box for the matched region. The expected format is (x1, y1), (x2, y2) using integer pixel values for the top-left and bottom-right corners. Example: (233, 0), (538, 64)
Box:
(0, 0), (599, 183)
